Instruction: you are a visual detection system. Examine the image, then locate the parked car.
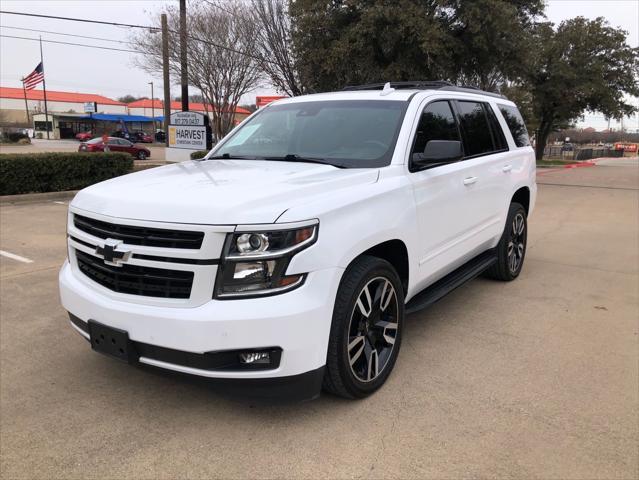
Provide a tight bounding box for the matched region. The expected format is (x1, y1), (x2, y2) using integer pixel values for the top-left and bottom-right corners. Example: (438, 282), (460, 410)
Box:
(130, 130), (153, 143)
(61, 81), (536, 400)
(111, 130), (130, 140)
(75, 131), (93, 142)
(155, 130), (166, 142)
(561, 142), (575, 152)
(78, 137), (151, 159)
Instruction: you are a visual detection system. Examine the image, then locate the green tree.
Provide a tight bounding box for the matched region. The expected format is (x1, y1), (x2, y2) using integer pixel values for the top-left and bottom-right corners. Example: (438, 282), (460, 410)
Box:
(290, 0), (451, 92)
(117, 94), (146, 103)
(290, 0), (544, 92)
(523, 17), (639, 160)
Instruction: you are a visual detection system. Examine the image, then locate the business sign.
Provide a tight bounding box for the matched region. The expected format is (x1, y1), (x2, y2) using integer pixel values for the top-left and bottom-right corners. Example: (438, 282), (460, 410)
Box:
(614, 143), (638, 152)
(256, 95), (286, 108)
(84, 102), (97, 113)
(170, 111), (205, 126)
(168, 125), (207, 150)
(168, 111), (212, 150)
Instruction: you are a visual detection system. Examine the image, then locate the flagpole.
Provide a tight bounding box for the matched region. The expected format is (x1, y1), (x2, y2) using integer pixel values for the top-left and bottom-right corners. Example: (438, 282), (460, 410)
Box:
(39, 36), (50, 140)
(21, 79), (30, 127)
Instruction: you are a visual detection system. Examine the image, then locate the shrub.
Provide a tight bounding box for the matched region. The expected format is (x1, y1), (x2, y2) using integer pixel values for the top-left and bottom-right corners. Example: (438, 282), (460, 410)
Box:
(190, 150), (209, 160)
(0, 152), (133, 195)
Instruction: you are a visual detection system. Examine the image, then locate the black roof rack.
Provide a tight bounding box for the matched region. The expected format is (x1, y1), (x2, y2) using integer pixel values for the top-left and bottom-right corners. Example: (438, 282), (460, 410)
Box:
(342, 81), (506, 99)
(343, 81), (453, 91)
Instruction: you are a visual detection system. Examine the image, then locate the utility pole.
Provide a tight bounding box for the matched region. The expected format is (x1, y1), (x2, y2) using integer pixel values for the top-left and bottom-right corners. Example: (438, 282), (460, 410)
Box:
(148, 81), (155, 131)
(161, 14), (171, 147)
(179, 0), (189, 112)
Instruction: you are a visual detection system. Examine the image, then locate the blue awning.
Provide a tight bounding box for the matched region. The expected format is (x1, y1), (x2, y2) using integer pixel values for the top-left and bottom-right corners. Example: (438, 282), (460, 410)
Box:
(89, 114), (156, 122)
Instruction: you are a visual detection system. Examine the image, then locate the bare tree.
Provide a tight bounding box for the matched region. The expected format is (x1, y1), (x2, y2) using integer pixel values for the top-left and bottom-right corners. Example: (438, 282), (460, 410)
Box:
(131, 1), (262, 139)
(251, 0), (304, 96)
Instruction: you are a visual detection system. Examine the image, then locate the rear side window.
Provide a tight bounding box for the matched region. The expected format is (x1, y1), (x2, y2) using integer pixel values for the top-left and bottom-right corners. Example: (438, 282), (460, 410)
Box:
(498, 104), (530, 147)
(485, 104), (508, 151)
(411, 101), (461, 156)
(455, 101), (497, 157)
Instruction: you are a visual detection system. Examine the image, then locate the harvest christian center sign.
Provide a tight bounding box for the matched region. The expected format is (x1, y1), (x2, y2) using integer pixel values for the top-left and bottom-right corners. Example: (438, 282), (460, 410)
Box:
(168, 111), (213, 150)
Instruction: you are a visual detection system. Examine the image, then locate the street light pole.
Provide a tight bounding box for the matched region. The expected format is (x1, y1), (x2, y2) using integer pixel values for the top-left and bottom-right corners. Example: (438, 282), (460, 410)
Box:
(148, 81), (155, 131)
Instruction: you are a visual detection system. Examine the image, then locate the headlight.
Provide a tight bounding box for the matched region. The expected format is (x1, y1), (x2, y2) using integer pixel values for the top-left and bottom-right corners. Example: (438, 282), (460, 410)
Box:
(214, 222), (318, 298)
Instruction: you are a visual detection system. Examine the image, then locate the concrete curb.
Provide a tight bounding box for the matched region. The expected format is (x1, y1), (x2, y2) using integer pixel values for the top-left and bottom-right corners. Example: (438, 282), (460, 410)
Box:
(0, 190), (77, 206)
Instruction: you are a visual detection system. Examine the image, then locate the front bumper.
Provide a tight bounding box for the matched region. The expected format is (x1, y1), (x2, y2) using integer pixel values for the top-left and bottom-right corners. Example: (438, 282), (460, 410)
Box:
(60, 261), (342, 384)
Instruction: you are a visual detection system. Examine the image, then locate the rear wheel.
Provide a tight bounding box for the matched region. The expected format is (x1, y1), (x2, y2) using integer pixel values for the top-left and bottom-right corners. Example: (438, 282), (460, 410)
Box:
(485, 202), (527, 281)
(323, 255), (404, 399)
(137, 151), (147, 160)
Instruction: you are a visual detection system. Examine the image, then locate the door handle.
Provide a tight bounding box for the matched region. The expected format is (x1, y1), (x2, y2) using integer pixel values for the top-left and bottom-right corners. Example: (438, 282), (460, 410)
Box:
(463, 176), (478, 185)
(502, 164), (513, 173)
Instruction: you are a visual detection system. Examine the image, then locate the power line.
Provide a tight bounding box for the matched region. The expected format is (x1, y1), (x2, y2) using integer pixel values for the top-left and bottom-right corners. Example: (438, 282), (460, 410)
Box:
(0, 35), (140, 54)
(0, 25), (131, 44)
(0, 10), (158, 31)
(0, 9), (277, 65)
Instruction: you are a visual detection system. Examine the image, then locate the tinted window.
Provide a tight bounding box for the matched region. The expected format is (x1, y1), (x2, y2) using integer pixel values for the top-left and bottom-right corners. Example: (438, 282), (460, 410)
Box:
(411, 101), (460, 157)
(456, 101), (495, 157)
(119, 139), (132, 146)
(485, 104), (508, 151)
(107, 139), (119, 145)
(87, 138), (103, 144)
(498, 104), (530, 147)
(214, 100), (408, 168)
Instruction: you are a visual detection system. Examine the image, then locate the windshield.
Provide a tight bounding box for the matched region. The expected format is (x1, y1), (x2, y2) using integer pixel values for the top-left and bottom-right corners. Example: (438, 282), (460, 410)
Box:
(211, 100), (408, 168)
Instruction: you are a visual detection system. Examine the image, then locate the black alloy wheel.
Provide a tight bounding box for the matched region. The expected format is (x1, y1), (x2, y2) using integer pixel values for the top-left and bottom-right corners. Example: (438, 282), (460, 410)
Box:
(323, 255), (404, 398)
(485, 202), (527, 281)
(347, 276), (399, 382)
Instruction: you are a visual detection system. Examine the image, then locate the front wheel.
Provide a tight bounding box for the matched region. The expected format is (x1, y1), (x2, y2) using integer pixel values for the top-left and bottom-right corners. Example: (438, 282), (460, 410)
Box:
(137, 151), (147, 160)
(485, 202), (528, 281)
(323, 255), (404, 399)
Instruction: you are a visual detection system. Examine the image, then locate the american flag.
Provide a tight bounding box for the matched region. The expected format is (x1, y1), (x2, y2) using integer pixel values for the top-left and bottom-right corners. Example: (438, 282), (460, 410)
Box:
(23, 62), (44, 90)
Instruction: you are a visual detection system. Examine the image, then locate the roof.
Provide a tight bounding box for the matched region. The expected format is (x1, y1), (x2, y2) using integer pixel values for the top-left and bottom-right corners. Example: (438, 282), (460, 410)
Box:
(127, 98), (251, 115)
(342, 81), (506, 99)
(0, 86), (125, 105)
(256, 95), (286, 108)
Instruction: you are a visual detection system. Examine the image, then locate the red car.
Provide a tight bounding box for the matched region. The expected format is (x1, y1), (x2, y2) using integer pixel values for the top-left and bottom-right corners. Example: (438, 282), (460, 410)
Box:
(75, 131), (93, 142)
(131, 131), (153, 143)
(79, 137), (151, 160)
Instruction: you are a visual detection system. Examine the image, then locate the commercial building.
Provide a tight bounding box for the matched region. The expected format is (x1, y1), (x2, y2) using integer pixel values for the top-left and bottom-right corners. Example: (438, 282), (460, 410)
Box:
(0, 87), (253, 139)
(127, 99), (251, 125)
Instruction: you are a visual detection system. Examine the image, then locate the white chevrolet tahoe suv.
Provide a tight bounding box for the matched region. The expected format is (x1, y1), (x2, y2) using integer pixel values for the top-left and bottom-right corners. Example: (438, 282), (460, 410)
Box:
(59, 81), (536, 400)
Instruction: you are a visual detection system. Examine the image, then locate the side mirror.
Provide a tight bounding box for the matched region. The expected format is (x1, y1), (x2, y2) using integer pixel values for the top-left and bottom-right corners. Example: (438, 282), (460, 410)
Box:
(413, 140), (463, 166)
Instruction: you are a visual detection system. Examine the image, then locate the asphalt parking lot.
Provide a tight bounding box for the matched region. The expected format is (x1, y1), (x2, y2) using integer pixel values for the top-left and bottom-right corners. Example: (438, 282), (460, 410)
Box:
(1, 160), (637, 479)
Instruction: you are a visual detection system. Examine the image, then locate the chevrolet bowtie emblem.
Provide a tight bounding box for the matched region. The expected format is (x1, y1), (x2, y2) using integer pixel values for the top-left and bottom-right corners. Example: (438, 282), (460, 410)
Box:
(95, 238), (131, 267)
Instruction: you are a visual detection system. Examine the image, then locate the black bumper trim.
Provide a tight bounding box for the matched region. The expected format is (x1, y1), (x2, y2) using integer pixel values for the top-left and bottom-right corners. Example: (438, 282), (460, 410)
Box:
(68, 313), (323, 401)
(68, 313), (282, 371)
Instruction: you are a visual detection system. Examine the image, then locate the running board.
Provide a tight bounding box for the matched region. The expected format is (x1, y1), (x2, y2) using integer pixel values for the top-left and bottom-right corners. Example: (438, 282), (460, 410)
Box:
(405, 250), (497, 314)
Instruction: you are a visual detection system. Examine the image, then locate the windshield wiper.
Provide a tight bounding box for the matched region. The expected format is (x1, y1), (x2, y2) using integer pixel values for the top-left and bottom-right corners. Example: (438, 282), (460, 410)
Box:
(206, 153), (258, 160)
(263, 154), (346, 168)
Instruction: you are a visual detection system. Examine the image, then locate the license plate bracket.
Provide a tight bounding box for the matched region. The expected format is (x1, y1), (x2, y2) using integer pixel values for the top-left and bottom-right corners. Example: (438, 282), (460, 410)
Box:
(88, 320), (136, 363)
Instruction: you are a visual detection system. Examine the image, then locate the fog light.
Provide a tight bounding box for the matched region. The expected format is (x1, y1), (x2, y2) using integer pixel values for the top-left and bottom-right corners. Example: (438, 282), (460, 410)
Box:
(239, 351), (271, 364)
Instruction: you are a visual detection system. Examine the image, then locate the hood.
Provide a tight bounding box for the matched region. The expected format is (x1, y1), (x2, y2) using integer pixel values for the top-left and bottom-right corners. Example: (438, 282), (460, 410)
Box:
(71, 159), (379, 224)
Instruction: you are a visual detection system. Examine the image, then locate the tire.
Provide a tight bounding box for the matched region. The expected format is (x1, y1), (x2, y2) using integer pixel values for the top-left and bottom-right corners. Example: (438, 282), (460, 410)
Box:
(485, 202), (527, 281)
(323, 255), (404, 399)
(137, 151), (147, 160)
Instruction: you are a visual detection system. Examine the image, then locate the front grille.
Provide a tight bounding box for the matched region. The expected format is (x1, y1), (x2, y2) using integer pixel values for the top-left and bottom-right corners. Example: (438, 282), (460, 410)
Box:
(76, 250), (194, 299)
(74, 214), (204, 249)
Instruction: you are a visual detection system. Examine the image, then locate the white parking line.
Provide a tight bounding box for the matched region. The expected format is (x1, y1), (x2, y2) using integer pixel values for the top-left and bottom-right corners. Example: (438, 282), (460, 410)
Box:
(0, 250), (34, 263)
(53, 201), (66, 205)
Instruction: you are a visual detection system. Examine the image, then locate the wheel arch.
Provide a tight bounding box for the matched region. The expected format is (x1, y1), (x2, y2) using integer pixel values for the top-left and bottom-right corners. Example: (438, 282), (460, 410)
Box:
(355, 239), (409, 295)
(511, 186), (530, 215)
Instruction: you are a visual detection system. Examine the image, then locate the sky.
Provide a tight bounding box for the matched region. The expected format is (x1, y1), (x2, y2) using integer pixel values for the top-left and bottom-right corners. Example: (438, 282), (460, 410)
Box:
(0, 0), (637, 130)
